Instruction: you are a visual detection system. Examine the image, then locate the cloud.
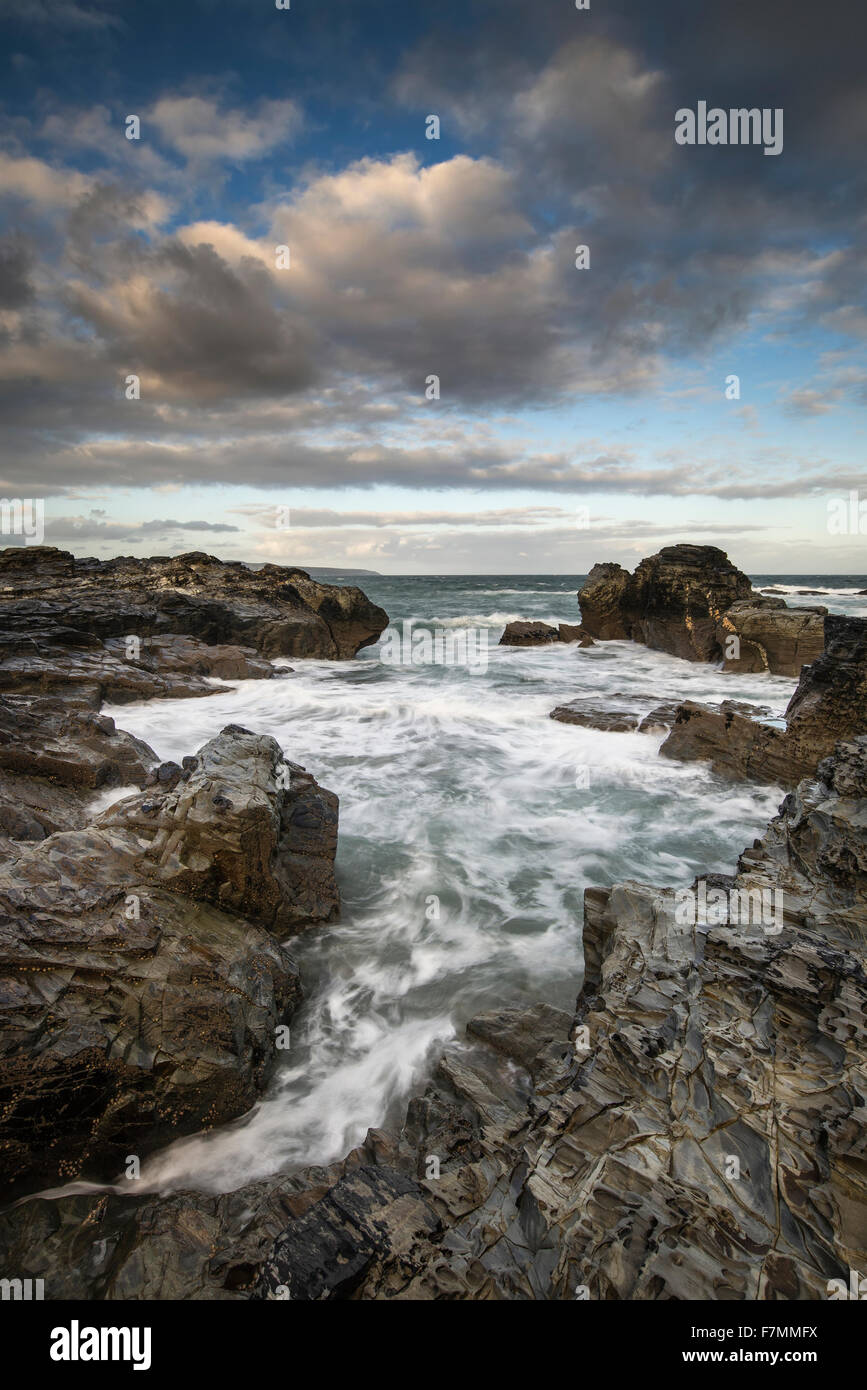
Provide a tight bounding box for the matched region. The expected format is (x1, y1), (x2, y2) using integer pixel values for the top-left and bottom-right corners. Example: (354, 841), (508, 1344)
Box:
(0, 236), (34, 308)
(782, 388), (836, 417)
(148, 95), (303, 163)
(41, 513), (241, 543)
(0, 2), (864, 534)
(0, 0), (120, 30)
(0, 152), (92, 206)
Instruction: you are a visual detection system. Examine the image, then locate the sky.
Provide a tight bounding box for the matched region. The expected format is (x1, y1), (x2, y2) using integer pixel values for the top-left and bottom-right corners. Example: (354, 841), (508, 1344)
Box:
(0, 0), (865, 574)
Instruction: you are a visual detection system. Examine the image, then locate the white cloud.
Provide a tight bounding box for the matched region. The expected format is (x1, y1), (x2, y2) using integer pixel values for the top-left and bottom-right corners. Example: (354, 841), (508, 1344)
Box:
(149, 95), (303, 163)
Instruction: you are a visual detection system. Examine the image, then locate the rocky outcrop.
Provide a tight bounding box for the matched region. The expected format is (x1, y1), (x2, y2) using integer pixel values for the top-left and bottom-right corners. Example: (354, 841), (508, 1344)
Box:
(577, 545), (823, 675)
(720, 599), (825, 677)
(549, 693), (754, 733)
(0, 629), (284, 711)
(0, 696), (156, 841)
(269, 735), (867, 1298)
(499, 621), (594, 647)
(575, 562), (632, 640)
(662, 616), (867, 786)
(500, 621), (559, 646)
(0, 547), (389, 671)
(0, 725), (338, 1194)
(7, 738), (865, 1300)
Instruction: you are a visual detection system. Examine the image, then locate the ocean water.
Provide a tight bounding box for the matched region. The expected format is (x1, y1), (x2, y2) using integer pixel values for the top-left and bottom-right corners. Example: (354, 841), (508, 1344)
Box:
(86, 572), (865, 1196)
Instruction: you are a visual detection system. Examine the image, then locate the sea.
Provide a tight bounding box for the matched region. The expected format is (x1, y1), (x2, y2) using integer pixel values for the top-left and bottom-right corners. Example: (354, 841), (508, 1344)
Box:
(84, 573), (866, 1196)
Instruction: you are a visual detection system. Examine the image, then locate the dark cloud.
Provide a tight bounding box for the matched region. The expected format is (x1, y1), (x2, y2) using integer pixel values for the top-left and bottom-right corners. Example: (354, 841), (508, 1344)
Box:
(0, 0), (863, 509)
(0, 236), (34, 308)
(41, 514), (240, 542)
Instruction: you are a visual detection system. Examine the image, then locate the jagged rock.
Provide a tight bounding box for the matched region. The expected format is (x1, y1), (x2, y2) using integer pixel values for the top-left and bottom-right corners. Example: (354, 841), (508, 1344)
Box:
(549, 693), (744, 733)
(0, 627), (283, 709)
(662, 616), (867, 786)
(659, 700), (791, 783)
(0, 725), (338, 1193)
(636, 700), (688, 731)
(719, 599), (826, 677)
(577, 545), (824, 674)
(0, 1128), (403, 1300)
(3, 743), (866, 1299)
(551, 700), (641, 731)
(575, 562), (632, 640)
(257, 1166), (441, 1300)
(578, 545), (754, 660)
(0, 696), (156, 841)
(0, 547), (389, 668)
(558, 624), (595, 646)
(499, 621), (595, 648)
(499, 621), (560, 646)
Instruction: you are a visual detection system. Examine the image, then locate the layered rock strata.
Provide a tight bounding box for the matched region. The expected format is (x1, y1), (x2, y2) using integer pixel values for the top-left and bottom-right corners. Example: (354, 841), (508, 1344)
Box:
(661, 616), (867, 786)
(577, 545), (825, 675)
(0, 725), (338, 1193)
(5, 738), (865, 1300)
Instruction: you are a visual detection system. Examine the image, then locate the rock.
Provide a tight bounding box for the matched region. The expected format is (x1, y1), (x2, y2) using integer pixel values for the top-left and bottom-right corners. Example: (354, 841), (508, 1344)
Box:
(0, 627), (278, 709)
(0, 547), (388, 667)
(499, 621), (560, 646)
(578, 545), (824, 674)
(557, 624), (595, 646)
(550, 700), (641, 732)
(575, 562), (632, 639)
(0, 696), (156, 840)
(579, 545), (754, 661)
(549, 693), (732, 733)
(0, 1128), (403, 1300)
(636, 700), (692, 732)
(719, 599), (826, 677)
(257, 1166), (441, 1301)
(3, 742), (866, 1299)
(662, 616), (867, 786)
(659, 700), (792, 783)
(499, 621), (595, 648)
(0, 725), (338, 1193)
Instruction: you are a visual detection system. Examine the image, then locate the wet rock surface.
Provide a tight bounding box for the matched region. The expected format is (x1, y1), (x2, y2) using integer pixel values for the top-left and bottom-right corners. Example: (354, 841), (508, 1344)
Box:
(662, 616), (867, 786)
(6, 738), (865, 1300)
(0, 725), (338, 1193)
(720, 599), (825, 677)
(0, 628), (285, 710)
(0, 696), (157, 840)
(0, 546), (389, 670)
(578, 545), (824, 674)
(500, 621), (594, 647)
(549, 692), (753, 733)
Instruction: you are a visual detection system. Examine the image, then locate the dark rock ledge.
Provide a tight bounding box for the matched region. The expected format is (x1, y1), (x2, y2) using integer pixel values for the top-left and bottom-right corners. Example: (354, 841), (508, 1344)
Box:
(0, 546), (389, 712)
(660, 615), (867, 786)
(4, 735), (865, 1299)
(500, 621), (595, 648)
(0, 545), (389, 1195)
(0, 725), (338, 1195)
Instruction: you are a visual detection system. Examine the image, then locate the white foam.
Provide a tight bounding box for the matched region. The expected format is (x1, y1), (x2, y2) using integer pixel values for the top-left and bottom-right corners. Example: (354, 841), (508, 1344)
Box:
(90, 614), (802, 1196)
